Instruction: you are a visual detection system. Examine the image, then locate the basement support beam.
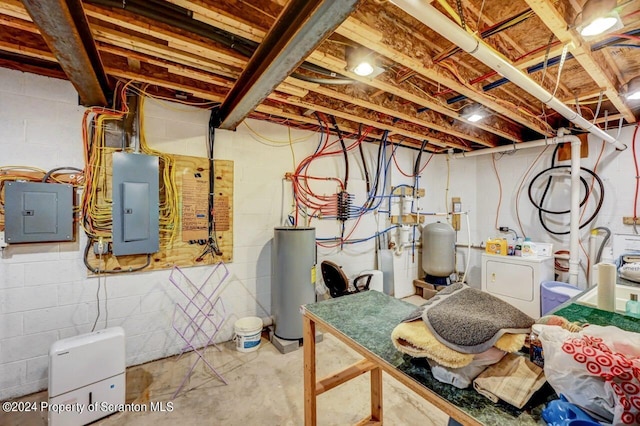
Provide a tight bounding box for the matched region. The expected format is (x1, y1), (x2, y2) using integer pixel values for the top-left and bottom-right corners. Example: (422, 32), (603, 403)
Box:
(21, 0), (110, 106)
(217, 0), (359, 130)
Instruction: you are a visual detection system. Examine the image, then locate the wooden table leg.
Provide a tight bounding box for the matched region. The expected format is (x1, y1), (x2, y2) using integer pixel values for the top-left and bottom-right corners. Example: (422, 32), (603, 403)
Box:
(303, 315), (316, 426)
(370, 367), (382, 421)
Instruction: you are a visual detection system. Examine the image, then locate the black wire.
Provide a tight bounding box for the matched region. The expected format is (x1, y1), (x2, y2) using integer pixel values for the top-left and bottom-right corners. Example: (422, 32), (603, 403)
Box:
(207, 109), (222, 256)
(83, 237), (151, 273)
(366, 131), (388, 209)
(358, 123), (371, 193)
(42, 167), (83, 183)
(414, 140), (428, 176)
(528, 165), (605, 235)
(329, 115), (349, 190)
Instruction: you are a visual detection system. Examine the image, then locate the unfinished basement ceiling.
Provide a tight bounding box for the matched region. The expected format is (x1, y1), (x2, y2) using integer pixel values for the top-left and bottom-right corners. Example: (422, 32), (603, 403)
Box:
(0, 0), (639, 152)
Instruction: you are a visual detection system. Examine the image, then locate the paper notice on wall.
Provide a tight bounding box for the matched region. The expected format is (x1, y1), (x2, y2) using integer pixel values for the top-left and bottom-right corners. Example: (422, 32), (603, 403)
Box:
(613, 233), (640, 260)
(182, 170), (209, 242)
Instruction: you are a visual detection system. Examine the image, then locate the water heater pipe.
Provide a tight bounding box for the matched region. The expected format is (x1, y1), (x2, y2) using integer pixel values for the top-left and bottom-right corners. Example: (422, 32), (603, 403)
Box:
(453, 133), (582, 286)
(390, 0), (627, 151)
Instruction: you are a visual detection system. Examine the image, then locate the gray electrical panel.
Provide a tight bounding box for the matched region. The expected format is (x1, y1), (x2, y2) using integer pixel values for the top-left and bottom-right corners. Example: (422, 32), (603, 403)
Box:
(112, 152), (159, 256)
(5, 181), (74, 243)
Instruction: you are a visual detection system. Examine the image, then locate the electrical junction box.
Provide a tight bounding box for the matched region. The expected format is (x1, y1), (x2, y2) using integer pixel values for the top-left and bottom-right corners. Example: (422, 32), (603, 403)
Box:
(111, 152), (159, 256)
(4, 181), (74, 243)
(48, 327), (126, 426)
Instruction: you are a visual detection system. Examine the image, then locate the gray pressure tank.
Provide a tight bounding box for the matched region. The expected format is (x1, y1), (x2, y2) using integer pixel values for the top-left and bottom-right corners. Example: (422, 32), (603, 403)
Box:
(422, 222), (455, 278)
(272, 227), (316, 340)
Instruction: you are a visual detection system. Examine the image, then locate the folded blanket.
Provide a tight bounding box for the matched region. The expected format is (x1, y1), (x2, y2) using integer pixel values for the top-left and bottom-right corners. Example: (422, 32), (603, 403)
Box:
(473, 353), (546, 409)
(391, 320), (526, 368)
(415, 283), (534, 354)
(428, 347), (506, 389)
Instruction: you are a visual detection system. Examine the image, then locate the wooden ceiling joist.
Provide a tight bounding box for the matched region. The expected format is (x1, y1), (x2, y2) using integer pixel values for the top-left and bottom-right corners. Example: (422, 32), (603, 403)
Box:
(524, 0), (636, 124)
(335, 16), (552, 136)
(165, 0), (521, 142)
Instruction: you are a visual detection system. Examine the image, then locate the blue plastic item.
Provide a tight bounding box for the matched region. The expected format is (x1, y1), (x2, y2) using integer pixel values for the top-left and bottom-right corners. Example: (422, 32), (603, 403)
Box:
(541, 281), (582, 315)
(542, 395), (600, 426)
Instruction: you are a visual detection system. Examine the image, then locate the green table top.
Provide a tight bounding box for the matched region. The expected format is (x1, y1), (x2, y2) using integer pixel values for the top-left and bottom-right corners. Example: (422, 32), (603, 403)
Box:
(304, 291), (553, 426)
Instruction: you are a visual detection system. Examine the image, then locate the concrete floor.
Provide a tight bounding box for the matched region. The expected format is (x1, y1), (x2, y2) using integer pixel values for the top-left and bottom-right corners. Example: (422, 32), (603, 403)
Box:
(2, 296), (450, 426)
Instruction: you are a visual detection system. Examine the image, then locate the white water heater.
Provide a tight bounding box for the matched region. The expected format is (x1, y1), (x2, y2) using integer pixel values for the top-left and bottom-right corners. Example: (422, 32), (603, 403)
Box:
(48, 327), (126, 426)
(422, 222), (455, 284)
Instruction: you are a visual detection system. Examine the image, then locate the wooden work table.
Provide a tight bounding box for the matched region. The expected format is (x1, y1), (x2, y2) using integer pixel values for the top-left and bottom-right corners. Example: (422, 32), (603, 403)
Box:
(301, 290), (554, 426)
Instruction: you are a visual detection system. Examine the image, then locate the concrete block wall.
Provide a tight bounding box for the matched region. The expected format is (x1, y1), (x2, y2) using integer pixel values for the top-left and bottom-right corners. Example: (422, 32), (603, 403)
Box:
(4, 67), (631, 400)
(1, 69), (456, 399)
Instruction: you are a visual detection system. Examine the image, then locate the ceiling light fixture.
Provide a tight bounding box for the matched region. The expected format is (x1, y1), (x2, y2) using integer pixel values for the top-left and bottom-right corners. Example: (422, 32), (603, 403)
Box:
(625, 76), (640, 101)
(578, 0), (621, 38)
(346, 46), (384, 78)
(462, 105), (486, 123)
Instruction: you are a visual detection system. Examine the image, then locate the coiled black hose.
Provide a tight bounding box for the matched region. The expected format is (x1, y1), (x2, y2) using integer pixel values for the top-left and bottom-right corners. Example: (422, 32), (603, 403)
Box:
(528, 165), (604, 235)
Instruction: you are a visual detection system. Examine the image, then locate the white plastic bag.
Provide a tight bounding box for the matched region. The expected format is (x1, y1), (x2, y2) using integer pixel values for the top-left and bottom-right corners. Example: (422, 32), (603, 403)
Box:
(539, 325), (640, 424)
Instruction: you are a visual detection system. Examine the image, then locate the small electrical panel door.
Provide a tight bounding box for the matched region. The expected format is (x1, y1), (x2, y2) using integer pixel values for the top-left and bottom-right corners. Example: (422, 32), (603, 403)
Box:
(5, 181), (74, 243)
(112, 152), (159, 255)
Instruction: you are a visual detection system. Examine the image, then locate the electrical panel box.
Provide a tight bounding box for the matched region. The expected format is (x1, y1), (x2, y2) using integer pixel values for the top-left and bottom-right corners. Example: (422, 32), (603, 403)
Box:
(4, 181), (74, 243)
(112, 152), (159, 256)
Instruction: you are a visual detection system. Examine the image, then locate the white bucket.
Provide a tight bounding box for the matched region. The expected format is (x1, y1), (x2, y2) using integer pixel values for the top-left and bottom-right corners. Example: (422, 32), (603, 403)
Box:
(234, 317), (263, 353)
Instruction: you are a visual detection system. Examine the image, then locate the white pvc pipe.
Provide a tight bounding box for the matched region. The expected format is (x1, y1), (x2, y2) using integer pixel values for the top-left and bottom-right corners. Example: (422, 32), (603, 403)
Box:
(390, 0), (627, 151)
(453, 133), (583, 287)
(568, 136), (581, 287)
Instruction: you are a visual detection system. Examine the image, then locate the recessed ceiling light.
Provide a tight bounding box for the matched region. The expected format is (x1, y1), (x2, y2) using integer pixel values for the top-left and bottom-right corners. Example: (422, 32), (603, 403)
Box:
(466, 113), (484, 123)
(578, 0), (621, 37)
(353, 62), (375, 77)
(346, 46), (384, 78)
(626, 76), (640, 100)
(580, 16), (618, 37)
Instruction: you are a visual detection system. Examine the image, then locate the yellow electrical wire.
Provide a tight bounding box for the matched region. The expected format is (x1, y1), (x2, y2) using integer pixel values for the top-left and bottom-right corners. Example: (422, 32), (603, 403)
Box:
(243, 120), (316, 144)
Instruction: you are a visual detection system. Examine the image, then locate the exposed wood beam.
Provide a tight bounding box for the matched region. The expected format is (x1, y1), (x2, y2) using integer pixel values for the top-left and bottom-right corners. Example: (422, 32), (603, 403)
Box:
(165, 0), (268, 43)
(217, 0), (360, 130)
(305, 51), (522, 142)
(287, 77), (496, 147)
(462, 3), (572, 99)
(335, 16), (552, 136)
(167, 0), (519, 142)
(21, 0), (109, 106)
(268, 93), (471, 150)
(83, 4), (247, 69)
(524, 0), (636, 123)
(0, 0), (31, 21)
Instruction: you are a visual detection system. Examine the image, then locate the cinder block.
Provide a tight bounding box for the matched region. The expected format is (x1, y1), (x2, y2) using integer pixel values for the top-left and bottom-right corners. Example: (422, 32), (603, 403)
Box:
(0, 67), (25, 95)
(86, 295), (142, 320)
(0, 313), (23, 339)
(0, 286), (58, 314)
(0, 361), (26, 390)
(0, 331), (59, 363)
(0, 263), (25, 289)
(24, 72), (77, 103)
(25, 355), (48, 383)
(24, 261), (62, 286)
(23, 304), (88, 334)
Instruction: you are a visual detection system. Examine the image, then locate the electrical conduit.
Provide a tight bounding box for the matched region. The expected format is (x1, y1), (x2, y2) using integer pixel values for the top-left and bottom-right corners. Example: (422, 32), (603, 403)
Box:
(390, 0), (626, 151)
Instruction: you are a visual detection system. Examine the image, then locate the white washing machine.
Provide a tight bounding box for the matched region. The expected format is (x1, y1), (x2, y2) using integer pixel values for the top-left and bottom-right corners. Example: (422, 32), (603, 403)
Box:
(481, 253), (554, 319)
